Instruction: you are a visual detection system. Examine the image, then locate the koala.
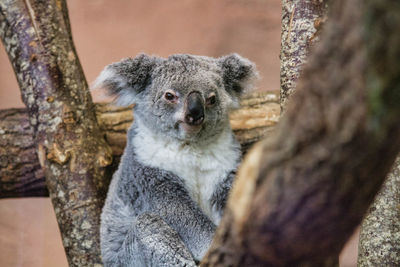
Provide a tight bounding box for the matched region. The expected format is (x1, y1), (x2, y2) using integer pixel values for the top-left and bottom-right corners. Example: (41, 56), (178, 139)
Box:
(95, 53), (257, 267)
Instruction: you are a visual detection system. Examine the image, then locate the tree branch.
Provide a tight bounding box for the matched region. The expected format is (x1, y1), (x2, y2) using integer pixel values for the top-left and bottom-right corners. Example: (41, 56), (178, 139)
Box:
(0, 92), (279, 198)
(280, 0), (328, 111)
(358, 158), (400, 265)
(0, 0), (112, 265)
(202, 0), (400, 265)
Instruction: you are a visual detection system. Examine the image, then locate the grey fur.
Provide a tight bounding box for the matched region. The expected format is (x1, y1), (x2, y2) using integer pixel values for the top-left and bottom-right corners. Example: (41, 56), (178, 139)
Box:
(97, 53), (257, 266)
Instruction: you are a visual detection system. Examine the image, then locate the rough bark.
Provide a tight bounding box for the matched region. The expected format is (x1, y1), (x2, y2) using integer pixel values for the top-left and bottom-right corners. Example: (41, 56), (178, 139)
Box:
(0, 0), (112, 266)
(358, 157), (400, 266)
(280, 0), (328, 111)
(0, 92), (279, 198)
(201, 0), (400, 265)
(0, 108), (47, 197)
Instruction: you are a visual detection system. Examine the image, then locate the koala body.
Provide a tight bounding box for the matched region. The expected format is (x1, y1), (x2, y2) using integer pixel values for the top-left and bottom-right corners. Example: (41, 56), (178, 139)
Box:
(96, 53), (257, 266)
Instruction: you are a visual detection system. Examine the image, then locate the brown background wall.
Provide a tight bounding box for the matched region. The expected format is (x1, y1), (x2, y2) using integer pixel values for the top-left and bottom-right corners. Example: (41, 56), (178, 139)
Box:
(0, 0), (357, 266)
(0, 0), (282, 109)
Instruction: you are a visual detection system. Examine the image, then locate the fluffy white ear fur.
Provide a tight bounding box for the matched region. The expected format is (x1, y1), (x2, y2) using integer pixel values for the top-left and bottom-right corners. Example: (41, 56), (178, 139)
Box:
(92, 67), (137, 106)
(92, 67), (116, 90)
(237, 57), (259, 94)
(219, 53), (259, 106)
(228, 55), (259, 110)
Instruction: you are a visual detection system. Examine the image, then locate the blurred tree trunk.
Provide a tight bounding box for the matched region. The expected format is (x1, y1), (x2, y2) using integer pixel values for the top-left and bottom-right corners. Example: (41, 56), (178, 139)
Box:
(0, 92), (279, 198)
(280, 2), (338, 265)
(201, 0), (400, 265)
(0, 0), (112, 266)
(280, 2), (337, 266)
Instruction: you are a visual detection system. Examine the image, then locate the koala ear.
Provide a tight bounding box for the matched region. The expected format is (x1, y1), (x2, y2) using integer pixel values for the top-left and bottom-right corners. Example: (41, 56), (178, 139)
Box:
(93, 54), (159, 105)
(219, 53), (258, 97)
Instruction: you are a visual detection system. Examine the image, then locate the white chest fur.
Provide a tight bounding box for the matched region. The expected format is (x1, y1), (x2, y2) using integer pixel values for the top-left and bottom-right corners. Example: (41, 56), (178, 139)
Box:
(132, 120), (240, 225)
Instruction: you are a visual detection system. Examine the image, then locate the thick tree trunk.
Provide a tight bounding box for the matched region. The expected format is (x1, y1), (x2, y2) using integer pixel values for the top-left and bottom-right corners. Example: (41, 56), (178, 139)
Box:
(0, 0), (112, 265)
(280, 0), (328, 111)
(201, 0), (400, 265)
(358, 157), (400, 266)
(279, 2), (337, 265)
(281, 0), (400, 265)
(0, 92), (279, 198)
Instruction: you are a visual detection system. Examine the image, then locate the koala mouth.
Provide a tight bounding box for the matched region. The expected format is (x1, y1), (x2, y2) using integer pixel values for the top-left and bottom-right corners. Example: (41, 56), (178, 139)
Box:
(180, 122), (203, 136)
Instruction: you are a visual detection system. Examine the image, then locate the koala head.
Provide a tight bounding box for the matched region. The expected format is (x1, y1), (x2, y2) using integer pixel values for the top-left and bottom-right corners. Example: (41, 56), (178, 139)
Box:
(94, 53), (257, 144)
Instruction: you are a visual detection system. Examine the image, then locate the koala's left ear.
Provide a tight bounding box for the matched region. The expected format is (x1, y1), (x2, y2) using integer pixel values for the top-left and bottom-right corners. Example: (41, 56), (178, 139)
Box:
(219, 53), (258, 98)
(93, 54), (160, 105)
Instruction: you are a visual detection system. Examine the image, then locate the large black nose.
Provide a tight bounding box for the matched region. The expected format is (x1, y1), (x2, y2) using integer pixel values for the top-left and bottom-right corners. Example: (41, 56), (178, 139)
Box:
(185, 91), (204, 125)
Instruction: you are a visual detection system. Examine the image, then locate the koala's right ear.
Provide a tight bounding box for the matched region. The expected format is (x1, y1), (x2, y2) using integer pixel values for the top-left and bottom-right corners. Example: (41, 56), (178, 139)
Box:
(93, 54), (160, 105)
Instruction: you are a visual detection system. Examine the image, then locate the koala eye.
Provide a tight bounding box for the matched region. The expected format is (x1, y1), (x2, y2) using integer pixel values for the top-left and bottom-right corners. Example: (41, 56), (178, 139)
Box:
(206, 93), (216, 106)
(164, 91), (177, 102)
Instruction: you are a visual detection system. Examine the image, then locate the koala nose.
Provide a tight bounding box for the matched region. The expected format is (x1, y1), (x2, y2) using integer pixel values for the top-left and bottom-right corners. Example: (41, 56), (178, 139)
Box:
(185, 91), (204, 126)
